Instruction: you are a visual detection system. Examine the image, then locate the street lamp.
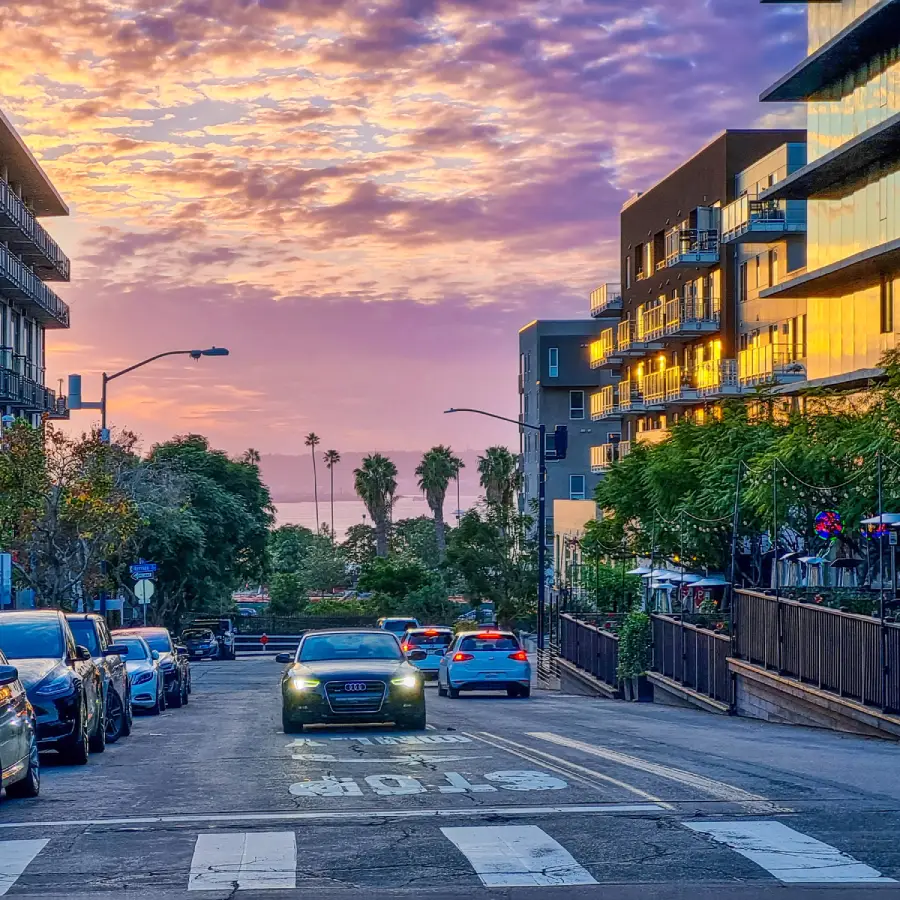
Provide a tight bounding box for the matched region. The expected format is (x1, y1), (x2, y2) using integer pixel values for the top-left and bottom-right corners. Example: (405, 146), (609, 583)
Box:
(444, 407), (548, 653)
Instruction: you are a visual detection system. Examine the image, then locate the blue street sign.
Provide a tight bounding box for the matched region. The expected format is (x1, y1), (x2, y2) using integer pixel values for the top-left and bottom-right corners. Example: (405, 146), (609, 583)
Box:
(133, 571), (154, 581)
(130, 561), (158, 577)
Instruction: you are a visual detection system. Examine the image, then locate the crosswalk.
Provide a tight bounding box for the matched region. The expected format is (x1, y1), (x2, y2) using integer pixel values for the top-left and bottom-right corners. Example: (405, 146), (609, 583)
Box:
(0, 820), (895, 893)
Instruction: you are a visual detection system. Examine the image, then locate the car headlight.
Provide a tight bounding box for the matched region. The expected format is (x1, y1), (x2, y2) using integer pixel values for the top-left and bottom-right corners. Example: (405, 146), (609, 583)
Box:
(290, 677), (320, 692)
(391, 675), (420, 690)
(133, 671), (154, 685)
(34, 673), (75, 698)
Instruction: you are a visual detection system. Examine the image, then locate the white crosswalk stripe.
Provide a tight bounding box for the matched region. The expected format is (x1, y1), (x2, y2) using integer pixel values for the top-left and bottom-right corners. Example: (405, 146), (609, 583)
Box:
(685, 821), (897, 884)
(0, 840), (48, 897)
(188, 832), (297, 891)
(441, 825), (598, 887)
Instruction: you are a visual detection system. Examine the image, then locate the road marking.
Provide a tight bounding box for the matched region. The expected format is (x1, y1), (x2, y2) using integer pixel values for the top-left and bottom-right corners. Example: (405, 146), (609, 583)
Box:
(442, 825), (597, 887)
(685, 821), (896, 884)
(0, 840), (49, 897)
(188, 832), (297, 891)
(530, 732), (785, 814)
(290, 753), (483, 764)
(471, 732), (672, 809)
(0, 804), (663, 830)
(365, 774), (427, 795)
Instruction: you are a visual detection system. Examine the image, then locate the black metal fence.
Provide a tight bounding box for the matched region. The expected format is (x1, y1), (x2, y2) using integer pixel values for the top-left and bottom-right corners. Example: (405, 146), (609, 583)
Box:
(558, 613), (620, 691)
(235, 614), (378, 635)
(733, 589), (900, 714)
(651, 614), (731, 705)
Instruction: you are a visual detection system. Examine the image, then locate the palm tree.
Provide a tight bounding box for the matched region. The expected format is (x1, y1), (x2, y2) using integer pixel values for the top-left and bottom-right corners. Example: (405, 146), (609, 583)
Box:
(477, 446), (521, 517)
(304, 433), (321, 532)
(323, 449), (341, 542)
(416, 445), (464, 559)
(353, 453), (398, 557)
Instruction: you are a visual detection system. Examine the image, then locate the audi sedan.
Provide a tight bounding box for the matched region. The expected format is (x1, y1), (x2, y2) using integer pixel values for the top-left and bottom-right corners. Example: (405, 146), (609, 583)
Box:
(277, 629), (427, 733)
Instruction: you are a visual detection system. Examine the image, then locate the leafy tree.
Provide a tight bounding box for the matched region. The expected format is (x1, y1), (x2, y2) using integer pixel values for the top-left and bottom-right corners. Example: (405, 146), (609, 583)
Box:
(391, 516), (442, 569)
(269, 572), (308, 616)
(323, 449), (341, 541)
(358, 555), (430, 602)
(415, 445), (463, 559)
(305, 433), (321, 532)
(353, 453), (397, 557)
(343, 523), (377, 569)
(404, 576), (460, 625)
(0, 420), (47, 551)
(477, 446), (521, 522)
(268, 524), (317, 575)
(299, 541), (348, 594)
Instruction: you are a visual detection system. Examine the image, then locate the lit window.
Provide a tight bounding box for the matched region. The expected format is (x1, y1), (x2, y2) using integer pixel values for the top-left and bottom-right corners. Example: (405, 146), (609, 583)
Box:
(881, 279), (894, 335)
(548, 347), (559, 378)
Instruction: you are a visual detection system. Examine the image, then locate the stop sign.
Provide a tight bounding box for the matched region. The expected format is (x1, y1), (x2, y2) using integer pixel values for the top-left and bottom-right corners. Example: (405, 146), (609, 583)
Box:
(260, 633), (269, 647)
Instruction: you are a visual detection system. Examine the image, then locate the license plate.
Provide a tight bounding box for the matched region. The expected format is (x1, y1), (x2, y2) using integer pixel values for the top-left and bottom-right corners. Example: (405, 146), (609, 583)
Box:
(427, 649), (443, 656)
(483, 672), (503, 679)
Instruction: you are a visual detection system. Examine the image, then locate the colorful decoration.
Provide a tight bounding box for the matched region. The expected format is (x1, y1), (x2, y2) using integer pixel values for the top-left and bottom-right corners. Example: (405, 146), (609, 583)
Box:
(814, 509), (843, 540)
(861, 522), (889, 541)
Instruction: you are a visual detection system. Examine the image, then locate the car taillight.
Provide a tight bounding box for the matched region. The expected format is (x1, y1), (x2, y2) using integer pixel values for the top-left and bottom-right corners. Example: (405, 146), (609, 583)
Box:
(452, 652), (474, 662)
(401, 643), (410, 652)
(508, 650), (528, 661)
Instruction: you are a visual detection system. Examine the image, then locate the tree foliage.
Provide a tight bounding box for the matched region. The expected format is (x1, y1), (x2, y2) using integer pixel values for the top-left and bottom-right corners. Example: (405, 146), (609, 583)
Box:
(415, 445), (463, 558)
(354, 453), (397, 557)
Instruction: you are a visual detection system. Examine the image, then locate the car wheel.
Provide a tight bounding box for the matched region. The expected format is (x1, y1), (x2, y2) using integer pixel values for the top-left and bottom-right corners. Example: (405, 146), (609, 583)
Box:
(89, 695), (107, 753)
(149, 687), (162, 716)
(519, 686), (531, 699)
(5, 732), (40, 798)
(105, 690), (126, 744)
(187, 671), (193, 695)
(61, 696), (90, 765)
(121, 690), (133, 736)
(448, 685), (460, 699)
(181, 677), (189, 706)
(398, 708), (427, 731)
(282, 710), (303, 734)
(168, 679), (183, 709)
(437, 682), (448, 697)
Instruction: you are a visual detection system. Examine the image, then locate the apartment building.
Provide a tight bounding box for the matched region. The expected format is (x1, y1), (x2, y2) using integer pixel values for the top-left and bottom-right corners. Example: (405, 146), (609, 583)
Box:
(758, 0), (900, 389)
(519, 319), (616, 536)
(0, 109), (70, 423)
(588, 130), (806, 456)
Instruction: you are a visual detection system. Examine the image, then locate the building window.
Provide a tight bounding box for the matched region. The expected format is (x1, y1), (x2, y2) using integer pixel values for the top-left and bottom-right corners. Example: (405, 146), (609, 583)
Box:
(569, 390), (585, 420)
(881, 279), (894, 334)
(739, 263), (748, 302)
(545, 430), (557, 459)
(569, 475), (586, 500)
(548, 347), (559, 378)
(625, 255), (632, 289)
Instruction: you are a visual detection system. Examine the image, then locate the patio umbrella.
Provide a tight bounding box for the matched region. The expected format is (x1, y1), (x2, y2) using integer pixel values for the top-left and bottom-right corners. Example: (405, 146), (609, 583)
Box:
(830, 558), (863, 568)
(627, 565), (652, 576)
(641, 568), (678, 579)
(780, 550), (803, 561)
(860, 513), (900, 526)
(798, 556), (827, 565)
(692, 575), (729, 588)
(665, 572), (703, 584)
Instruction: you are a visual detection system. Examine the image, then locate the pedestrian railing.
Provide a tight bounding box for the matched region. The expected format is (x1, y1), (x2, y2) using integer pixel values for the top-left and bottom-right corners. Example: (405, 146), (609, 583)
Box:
(558, 613), (620, 692)
(733, 589), (900, 714)
(651, 614), (731, 705)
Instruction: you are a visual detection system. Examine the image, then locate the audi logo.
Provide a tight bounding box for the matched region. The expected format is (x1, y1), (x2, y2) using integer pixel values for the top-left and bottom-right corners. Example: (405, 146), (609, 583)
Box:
(344, 682), (368, 692)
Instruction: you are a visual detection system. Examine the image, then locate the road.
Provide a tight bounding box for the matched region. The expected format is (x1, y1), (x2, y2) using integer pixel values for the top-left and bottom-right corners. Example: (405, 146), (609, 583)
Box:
(2, 656), (900, 899)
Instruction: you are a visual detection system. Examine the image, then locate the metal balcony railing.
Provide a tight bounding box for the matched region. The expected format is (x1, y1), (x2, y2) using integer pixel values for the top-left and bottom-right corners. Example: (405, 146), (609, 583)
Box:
(641, 305), (666, 341)
(617, 319), (635, 353)
(0, 181), (70, 280)
(591, 441), (631, 472)
(643, 370), (667, 405)
(590, 283), (622, 317)
(589, 329), (615, 368)
(0, 246), (70, 328)
(694, 358), (739, 396)
(665, 228), (720, 267)
(738, 345), (806, 386)
(0, 366), (61, 413)
(590, 385), (616, 420)
(721, 194), (806, 245)
(617, 378), (645, 412)
(664, 295), (720, 337)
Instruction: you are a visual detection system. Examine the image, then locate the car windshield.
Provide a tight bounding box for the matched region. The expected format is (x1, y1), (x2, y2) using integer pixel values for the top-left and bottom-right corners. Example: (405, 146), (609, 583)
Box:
(405, 631), (453, 647)
(183, 630), (213, 640)
(117, 637), (148, 660)
(138, 633), (172, 653)
(0, 617), (64, 660)
(68, 620), (100, 656)
(299, 632), (403, 662)
(382, 620), (416, 634)
(459, 634), (520, 652)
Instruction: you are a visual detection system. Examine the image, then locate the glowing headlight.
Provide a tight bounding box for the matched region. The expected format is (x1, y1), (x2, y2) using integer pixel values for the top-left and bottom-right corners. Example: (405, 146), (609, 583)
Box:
(391, 675), (419, 689)
(290, 677), (320, 691)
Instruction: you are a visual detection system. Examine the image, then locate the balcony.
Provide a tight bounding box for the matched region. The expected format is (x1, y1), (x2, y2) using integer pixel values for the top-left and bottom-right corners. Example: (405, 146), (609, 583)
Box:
(641, 305), (666, 342)
(0, 247), (69, 328)
(0, 366), (62, 414)
(664, 295), (720, 339)
(612, 319), (663, 360)
(644, 366), (698, 408)
(636, 426), (670, 446)
(617, 378), (646, 413)
(665, 228), (720, 267)
(0, 181), (70, 281)
(738, 345), (807, 387)
(591, 440), (632, 473)
(694, 358), (741, 398)
(590, 283), (622, 317)
(590, 385), (618, 421)
(589, 328), (616, 369)
(721, 194), (806, 244)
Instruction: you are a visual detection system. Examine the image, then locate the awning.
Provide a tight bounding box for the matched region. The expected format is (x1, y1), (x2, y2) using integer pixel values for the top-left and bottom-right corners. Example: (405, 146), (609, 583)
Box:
(627, 565), (652, 576)
(860, 513), (900, 526)
(692, 576), (729, 588)
(830, 558), (864, 569)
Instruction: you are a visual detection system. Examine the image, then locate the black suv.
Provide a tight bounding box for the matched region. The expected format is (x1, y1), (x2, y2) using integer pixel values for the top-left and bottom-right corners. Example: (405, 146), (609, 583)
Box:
(0, 610), (105, 764)
(67, 614), (133, 743)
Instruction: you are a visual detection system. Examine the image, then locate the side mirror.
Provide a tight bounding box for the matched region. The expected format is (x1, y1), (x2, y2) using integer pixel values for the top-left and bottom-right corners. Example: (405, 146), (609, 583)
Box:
(407, 649), (428, 662)
(0, 664), (19, 686)
(275, 653), (293, 664)
(104, 644), (129, 657)
(152, 650), (160, 660)
(176, 646), (189, 657)
(75, 645), (93, 662)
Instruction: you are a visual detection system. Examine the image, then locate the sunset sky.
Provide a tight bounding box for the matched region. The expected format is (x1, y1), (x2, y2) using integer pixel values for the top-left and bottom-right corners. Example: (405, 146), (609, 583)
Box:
(4, 0), (805, 456)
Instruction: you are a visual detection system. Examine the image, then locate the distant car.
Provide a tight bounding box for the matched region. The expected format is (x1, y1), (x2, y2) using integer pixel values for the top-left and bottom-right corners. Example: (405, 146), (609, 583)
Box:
(401, 627), (454, 681)
(238, 607), (258, 617)
(188, 617), (236, 660)
(114, 628), (190, 708)
(376, 617), (419, 636)
(181, 627), (220, 661)
(67, 614), (133, 743)
(114, 635), (166, 715)
(438, 629), (531, 699)
(0, 610), (105, 763)
(0, 649), (40, 798)
(277, 629), (428, 733)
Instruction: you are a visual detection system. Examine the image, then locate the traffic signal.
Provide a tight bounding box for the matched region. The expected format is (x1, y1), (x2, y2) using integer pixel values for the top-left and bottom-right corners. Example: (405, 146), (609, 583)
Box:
(553, 425), (569, 460)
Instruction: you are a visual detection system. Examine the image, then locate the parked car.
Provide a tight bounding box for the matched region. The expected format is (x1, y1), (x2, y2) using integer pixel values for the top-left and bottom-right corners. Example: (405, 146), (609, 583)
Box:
(113, 635), (166, 715)
(401, 627), (454, 681)
(0, 610), (105, 763)
(187, 617), (236, 660)
(376, 617), (419, 636)
(438, 629), (531, 698)
(67, 614), (133, 743)
(0, 649), (40, 798)
(113, 628), (190, 707)
(181, 627), (219, 661)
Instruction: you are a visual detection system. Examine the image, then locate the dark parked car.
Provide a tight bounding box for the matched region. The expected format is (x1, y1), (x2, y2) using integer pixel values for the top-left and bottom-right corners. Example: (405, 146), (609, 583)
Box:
(181, 627), (219, 661)
(0, 610), (105, 764)
(114, 628), (190, 707)
(67, 614), (133, 743)
(0, 649), (40, 798)
(277, 629), (427, 733)
(188, 617), (236, 660)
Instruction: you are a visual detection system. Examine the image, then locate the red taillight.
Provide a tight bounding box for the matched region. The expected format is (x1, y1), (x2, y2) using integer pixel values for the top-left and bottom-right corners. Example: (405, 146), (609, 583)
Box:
(424, 629), (439, 635)
(452, 652), (474, 662)
(508, 650), (528, 662)
(479, 632), (502, 638)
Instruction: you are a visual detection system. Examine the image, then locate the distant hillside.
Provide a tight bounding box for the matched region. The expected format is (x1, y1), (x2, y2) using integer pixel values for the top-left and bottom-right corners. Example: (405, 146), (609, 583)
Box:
(259, 450), (486, 503)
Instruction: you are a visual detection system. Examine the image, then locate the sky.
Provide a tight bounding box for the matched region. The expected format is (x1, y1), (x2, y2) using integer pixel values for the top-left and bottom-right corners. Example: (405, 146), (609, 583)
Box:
(3, 0), (805, 456)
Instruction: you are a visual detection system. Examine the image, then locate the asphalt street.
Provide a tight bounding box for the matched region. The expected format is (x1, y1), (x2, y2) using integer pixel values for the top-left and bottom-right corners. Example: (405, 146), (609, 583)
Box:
(2, 656), (900, 899)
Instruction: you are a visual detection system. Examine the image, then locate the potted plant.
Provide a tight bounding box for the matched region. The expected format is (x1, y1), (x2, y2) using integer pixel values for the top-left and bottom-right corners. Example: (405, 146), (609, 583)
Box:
(616, 610), (652, 701)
